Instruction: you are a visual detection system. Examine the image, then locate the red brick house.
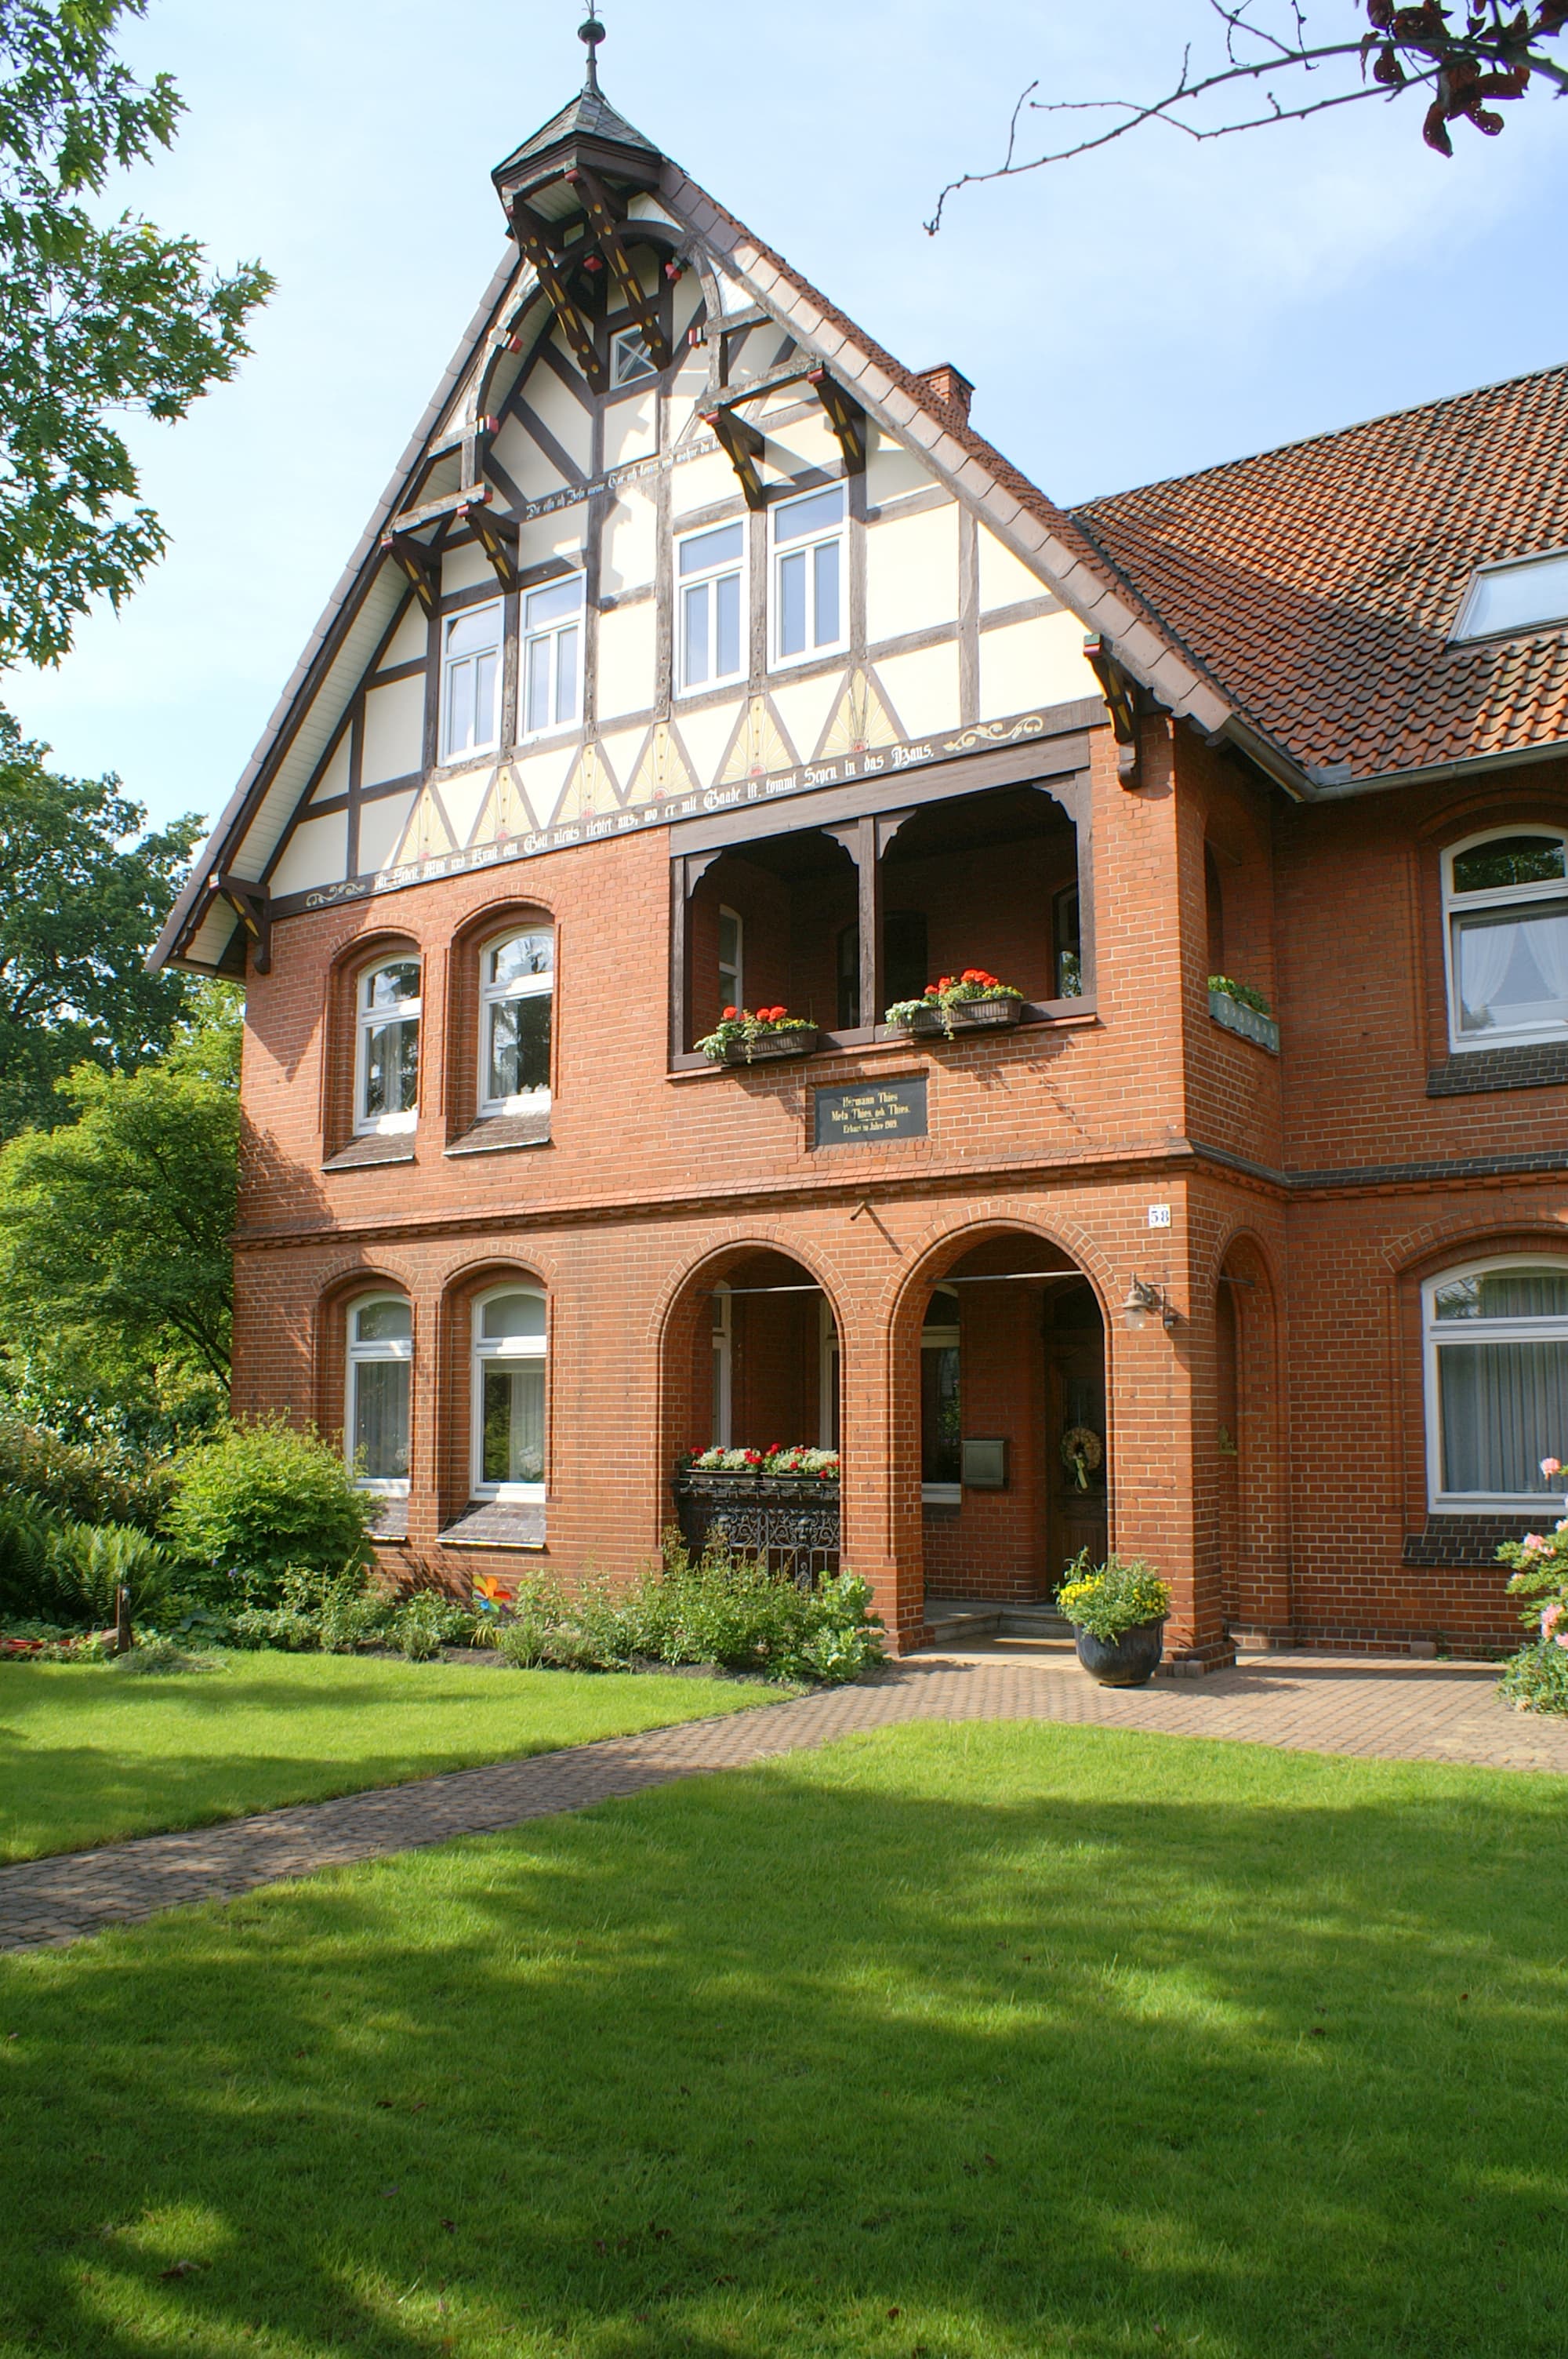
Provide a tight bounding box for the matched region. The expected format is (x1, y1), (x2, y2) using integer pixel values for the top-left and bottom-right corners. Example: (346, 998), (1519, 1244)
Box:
(151, 61), (1568, 1666)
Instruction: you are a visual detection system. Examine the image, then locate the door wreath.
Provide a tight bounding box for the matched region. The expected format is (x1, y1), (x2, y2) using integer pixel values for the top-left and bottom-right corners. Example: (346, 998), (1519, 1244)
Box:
(1061, 1424), (1104, 1492)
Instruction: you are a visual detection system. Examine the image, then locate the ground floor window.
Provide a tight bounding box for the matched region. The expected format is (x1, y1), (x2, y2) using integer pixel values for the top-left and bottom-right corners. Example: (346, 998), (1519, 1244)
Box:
(1425, 1257), (1568, 1507)
(347, 1294), (412, 1492)
(921, 1285), (961, 1503)
(474, 1287), (546, 1499)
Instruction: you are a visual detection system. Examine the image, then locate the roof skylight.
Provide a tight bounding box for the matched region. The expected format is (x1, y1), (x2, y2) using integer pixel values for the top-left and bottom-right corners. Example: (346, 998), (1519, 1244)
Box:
(1454, 551), (1568, 642)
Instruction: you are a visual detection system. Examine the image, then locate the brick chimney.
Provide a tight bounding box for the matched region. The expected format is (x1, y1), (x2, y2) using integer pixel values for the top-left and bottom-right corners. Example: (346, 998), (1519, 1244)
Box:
(914, 362), (974, 424)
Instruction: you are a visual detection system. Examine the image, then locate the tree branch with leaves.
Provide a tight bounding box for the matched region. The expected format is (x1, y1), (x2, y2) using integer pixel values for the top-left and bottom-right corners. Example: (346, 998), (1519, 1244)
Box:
(927, 2), (1568, 231)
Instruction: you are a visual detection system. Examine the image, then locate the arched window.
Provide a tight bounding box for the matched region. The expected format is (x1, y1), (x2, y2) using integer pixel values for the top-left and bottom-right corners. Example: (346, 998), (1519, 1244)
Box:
(1424, 1257), (1568, 1507)
(356, 958), (421, 1133)
(473, 1287), (547, 1499)
(921, 1285), (961, 1502)
(346, 1294), (412, 1493)
(710, 1281), (732, 1448)
(479, 929), (554, 1115)
(1443, 829), (1568, 1049)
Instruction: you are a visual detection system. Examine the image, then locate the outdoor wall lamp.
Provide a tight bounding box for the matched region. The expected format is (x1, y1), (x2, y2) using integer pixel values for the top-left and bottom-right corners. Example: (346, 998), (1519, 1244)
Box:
(1123, 1278), (1178, 1332)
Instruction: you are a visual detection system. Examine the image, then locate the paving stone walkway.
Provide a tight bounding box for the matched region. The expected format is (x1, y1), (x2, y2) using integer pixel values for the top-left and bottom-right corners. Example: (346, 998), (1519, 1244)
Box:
(3, 1645), (1566, 1955)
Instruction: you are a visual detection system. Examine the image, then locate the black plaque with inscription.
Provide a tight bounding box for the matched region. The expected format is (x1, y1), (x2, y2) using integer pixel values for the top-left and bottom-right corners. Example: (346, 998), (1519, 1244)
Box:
(813, 1075), (927, 1148)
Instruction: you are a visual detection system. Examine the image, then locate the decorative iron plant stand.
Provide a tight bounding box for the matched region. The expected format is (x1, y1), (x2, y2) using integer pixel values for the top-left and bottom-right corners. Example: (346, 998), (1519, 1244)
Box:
(673, 1471), (840, 1589)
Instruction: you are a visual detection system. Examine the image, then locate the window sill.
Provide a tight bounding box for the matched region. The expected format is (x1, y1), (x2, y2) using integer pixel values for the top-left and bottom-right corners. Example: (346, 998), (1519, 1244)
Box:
(1428, 1039), (1568, 1095)
(364, 1496), (410, 1543)
(666, 1003), (1098, 1078)
(445, 1113), (552, 1157)
(322, 1136), (418, 1172)
(438, 1500), (547, 1550)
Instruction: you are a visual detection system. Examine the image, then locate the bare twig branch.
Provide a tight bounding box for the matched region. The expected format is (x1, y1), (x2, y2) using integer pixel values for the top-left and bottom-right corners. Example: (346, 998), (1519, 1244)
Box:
(926, 1), (1568, 233)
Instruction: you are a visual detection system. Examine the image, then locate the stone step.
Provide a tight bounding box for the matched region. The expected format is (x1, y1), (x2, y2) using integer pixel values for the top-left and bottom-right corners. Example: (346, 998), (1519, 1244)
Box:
(999, 1608), (1075, 1641)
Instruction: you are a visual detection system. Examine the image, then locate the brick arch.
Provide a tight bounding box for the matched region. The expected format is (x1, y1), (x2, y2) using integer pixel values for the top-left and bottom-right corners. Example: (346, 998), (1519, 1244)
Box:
(1202, 1218), (1281, 1304)
(1382, 1209), (1568, 1277)
(883, 1200), (1117, 1340)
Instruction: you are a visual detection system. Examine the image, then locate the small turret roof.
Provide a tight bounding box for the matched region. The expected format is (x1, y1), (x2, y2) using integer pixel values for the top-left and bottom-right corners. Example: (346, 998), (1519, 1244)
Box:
(492, 85), (661, 184)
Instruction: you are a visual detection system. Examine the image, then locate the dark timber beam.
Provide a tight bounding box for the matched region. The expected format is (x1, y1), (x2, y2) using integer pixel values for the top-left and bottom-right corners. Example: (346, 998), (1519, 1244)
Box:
(509, 200), (608, 391)
(809, 369), (866, 474)
(209, 874), (271, 975)
(381, 530), (441, 616)
(1083, 634), (1144, 789)
(466, 502), (519, 594)
(702, 405), (767, 511)
(564, 165), (671, 368)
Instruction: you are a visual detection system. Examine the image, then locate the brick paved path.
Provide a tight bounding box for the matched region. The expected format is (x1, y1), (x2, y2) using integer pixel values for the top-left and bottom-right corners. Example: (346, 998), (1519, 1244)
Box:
(4, 1645), (1566, 1955)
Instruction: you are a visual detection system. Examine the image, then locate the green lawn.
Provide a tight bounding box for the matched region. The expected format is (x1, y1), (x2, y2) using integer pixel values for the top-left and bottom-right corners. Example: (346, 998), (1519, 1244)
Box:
(4, 1721), (1567, 2357)
(0, 1653), (771, 1860)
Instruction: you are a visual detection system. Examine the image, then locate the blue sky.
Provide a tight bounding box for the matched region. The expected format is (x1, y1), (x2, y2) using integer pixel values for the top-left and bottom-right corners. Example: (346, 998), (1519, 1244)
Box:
(8, 0), (1568, 836)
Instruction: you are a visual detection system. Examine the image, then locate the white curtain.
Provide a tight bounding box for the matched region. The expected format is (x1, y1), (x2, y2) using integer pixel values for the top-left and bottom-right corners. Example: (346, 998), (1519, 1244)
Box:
(1526, 907), (1568, 1007)
(1440, 1339), (1568, 1493)
(1456, 915), (1519, 1029)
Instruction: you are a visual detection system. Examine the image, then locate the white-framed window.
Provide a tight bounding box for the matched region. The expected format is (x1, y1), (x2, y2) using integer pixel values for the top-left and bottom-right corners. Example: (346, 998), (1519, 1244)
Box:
(611, 326), (657, 388)
(355, 958), (421, 1134)
(710, 1281), (732, 1448)
(717, 907), (743, 1011)
(441, 601), (503, 763)
(1454, 551), (1568, 642)
(346, 1293), (412, 1494)
(1424, 1257), (1568, 1510)
(921, 1285), (961, 1505)
(819, 1296), (840, 1452)
(771, 484), (844, 665)
(473, 1287), (547, 1499)
(1443, 828), (1568, 1049)
(677, 521), (745, 692)
(479, 929), (554, 1116)
(521, 574), (584, 737)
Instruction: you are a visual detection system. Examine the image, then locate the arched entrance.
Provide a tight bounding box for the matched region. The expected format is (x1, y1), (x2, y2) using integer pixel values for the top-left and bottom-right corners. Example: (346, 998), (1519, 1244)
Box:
(1213, 1234), (1288, 1640)
(909, 1232), (1107, 1624)
(662, 1246), (844, 1584)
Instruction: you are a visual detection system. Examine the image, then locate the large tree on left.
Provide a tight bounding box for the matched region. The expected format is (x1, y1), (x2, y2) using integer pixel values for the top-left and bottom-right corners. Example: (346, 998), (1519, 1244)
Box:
(0, 2), (271, 1136)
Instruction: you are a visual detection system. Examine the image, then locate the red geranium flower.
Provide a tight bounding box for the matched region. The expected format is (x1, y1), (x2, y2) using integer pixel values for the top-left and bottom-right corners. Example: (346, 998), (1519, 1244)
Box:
(723, 1005), (739, 1020)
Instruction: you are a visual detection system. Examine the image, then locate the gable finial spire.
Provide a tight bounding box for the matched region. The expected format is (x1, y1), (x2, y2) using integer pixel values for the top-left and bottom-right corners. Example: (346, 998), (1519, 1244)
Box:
(579, 6), (604, 94)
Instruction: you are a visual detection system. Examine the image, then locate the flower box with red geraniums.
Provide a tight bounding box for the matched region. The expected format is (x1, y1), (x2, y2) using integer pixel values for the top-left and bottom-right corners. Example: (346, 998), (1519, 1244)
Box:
(884, 969), (1024, 1039)
(679, 1445), (840, 1482)
(695, 1006), (819, 1066)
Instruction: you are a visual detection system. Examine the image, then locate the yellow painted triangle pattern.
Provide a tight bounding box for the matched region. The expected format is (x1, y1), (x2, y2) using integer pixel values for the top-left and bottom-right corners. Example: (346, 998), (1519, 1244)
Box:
(389, 783), (457, 867)
(550, 740), (618, 827)
(625, 722), (696, 807)
(468, 763), (540, 849)
(719, 696), (796, 783)
(821, 670), (902, 758)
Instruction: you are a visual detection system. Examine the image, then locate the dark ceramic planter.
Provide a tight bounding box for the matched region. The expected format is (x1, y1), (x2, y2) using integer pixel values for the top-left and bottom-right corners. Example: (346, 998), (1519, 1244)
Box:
(720, 1026), (818, 1065)
(1072, 1618), (1166, 1688)
(904, 994), (1023, 1037)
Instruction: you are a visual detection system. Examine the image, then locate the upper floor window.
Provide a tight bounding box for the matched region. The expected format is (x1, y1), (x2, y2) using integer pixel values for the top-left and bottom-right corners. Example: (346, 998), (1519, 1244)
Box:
(772, 485), (844, 665)
(480, 929), (554, 1115)
(441, 602), (503, 763)
(356, 959), (420, 1134)
(347, 1293), (412, 1493)
(1454, 551), (1568, 642)
(473, 1287), (547, 1499)
(522, 575), (584, 737)
(717, 907), (743, 1011)
(611, 327), (657, 388)
(1443, 829), (1568, 1049)
(1424, 1258), (1568, 1508)
(678, 522), (745, 692)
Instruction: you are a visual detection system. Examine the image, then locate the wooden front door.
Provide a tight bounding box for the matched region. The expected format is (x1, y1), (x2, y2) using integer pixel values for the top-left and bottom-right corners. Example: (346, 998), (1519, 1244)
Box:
(1044, 1280), (1108, 1592)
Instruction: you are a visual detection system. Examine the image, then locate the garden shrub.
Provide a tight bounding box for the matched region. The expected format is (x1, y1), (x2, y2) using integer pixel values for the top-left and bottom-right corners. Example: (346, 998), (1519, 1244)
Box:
(46, 1520), (172, 1623)
(162, 1416), (377, 1605)
(388, 1590), (476, 1661)
(489, 1574), (570, 1667)
(0, 1499), (67, 1623)
(1498, 1639), (1568, 1714)
(1058, 1553), (1171, 1639)
(603, 1539), (884, 1683)
(0, 1416), (172, 1532)
(1497, 1512), (1568, 1714)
